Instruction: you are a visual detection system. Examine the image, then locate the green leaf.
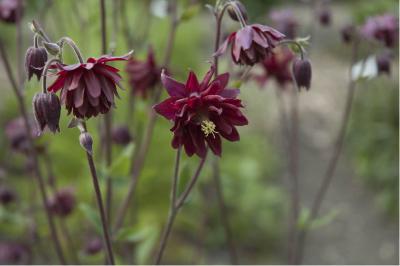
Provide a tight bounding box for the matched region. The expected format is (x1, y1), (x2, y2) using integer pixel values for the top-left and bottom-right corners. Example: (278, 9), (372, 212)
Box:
(180, 4), (201, 22)
(114, 226), (151, 243)
(231, 80), (243, 89)
(106, 143), (135, 177)
(79, 203), (102, 234)
(297, 207), (310, 230)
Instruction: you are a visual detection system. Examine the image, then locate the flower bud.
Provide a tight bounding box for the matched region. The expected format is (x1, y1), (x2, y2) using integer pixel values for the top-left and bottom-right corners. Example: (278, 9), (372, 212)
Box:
(0, 187), (16, 205)
(341, 24), (355, 44)
(227, 1), (248, 23)
(318, 8), (331, 26)
(48, 188), (75, 217)
(79, 132), (93, 154)
(84, 238), (103, 255)
(42, 42), (60, 56)
(24, 47), (47, 81)
(112, 126), (132, 145)
(376, 52), (392, 75)
(293, 58), (312, 90)
(32, 92), (61, 134)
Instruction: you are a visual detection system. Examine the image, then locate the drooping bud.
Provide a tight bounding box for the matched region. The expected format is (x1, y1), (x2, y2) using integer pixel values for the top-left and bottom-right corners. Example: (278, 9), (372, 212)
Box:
(318, 7), (331, 26)
(24, 47), (47, 81)
(84, 238), (103, 255)
(227, 1), (248, 23)
(79, 132), (93, 154)
(0, 187), (16, 205)
(32, 92), (61, 134)
(376, 52), (392, 75)
(293, 58), (312, 90)
(341, 24), (355, 44)
(111, 126), (132, 145)
(48, 188), (76, 217)
(42, 42), (60, 56)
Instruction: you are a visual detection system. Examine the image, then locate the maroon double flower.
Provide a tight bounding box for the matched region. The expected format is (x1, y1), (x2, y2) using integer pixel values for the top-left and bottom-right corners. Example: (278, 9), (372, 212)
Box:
(361, 14), (398, 47)
(215, 24), (285, 66)
(48, 53), (132, 119)
(125, 47), (161, 98)
(154, 66), (248, 158)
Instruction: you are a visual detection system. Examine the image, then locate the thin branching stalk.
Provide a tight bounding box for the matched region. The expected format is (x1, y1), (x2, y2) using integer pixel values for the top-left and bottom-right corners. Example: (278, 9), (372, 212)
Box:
(112, 0), (179, 233)
(210, 6), (239, 264)
(294, 38), (361, 264)
(154, 149), (208, 264)
(0, 38), (67, 265)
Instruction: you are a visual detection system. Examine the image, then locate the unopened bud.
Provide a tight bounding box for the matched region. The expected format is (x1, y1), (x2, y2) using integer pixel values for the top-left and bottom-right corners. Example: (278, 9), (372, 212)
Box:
(293, 58), (312, 90)
(32, 92), (61, 134)
(25, 47), (48, 81)
(318, 8), (331, 26)
(79, 132), (93, 154)
(112, 126), (132, 145)
(227, 1), (248, 23)
(376, 52), (392, 75)
(43, 42), (60, 56)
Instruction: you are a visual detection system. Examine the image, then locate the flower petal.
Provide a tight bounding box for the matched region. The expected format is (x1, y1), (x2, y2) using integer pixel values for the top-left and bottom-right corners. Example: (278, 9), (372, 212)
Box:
(161, 69), (186, 97)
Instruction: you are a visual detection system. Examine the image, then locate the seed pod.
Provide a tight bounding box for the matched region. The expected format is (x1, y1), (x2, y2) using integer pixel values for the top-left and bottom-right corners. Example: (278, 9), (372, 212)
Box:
(112, 126), (132, 145)
(24, 47), (47, 81)
(293, 58), (312, 90)
(227, 1), (248, 23)
(32, 92), (61, 134)
(79, 132), (93, 154)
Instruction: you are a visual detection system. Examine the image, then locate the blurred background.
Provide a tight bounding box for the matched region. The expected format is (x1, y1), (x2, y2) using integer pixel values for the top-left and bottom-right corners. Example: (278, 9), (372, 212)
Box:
(0, 0), (398, 264)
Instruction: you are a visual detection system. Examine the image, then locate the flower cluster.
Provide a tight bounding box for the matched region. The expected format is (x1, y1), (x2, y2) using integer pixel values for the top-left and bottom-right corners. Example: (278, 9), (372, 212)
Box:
(154, 66), (248, 157)
(48, 53), (131, 119)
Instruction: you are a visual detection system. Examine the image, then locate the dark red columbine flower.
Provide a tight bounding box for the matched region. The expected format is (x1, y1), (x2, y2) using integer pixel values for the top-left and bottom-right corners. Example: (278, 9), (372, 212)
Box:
(47, 52), (132, 119)
(215, 24), (285, 66)
(25, 47), (48, 81)
(154, 66), (248, 158)
(126, 47), (161, 98)
(255, 47), (295, 88)
(269, 9), (298, 39)
(48, 188), (76, 217)
(361, 14), (399, 47)
(0, 0), (21, 23)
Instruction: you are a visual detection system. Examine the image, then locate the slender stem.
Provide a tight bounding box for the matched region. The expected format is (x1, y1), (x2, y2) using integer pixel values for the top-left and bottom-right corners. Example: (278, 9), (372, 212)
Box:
(278, 40), (305, 60)
(0, 38), (67, 265)
(16, 0), (23, 86)
(294, 38), (361, 264)
(80, 123), (115, 265)
(99, 0), (113, 226)
(58, 37), (84, 63)
(42, 58), (62, 93)
(112, 0), (179, 233)
(287, 81), (300, 264)
(155, 151), (208, 264)
(211, 6), (239, 264)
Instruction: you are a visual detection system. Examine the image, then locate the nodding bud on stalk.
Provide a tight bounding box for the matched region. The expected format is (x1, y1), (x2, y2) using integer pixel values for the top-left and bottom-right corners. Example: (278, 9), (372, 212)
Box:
(24, 47), (47, 81)
(293, 58), (312, 90)
(43, 42), (60, 56)
(79, 132), (93, 154)
(32, 92), (61, 134)
(227, 1), (248, 23)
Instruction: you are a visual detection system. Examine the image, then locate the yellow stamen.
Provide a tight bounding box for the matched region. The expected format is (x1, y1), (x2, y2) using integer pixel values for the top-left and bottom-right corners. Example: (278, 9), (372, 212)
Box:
(201, 120), (218, 138)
